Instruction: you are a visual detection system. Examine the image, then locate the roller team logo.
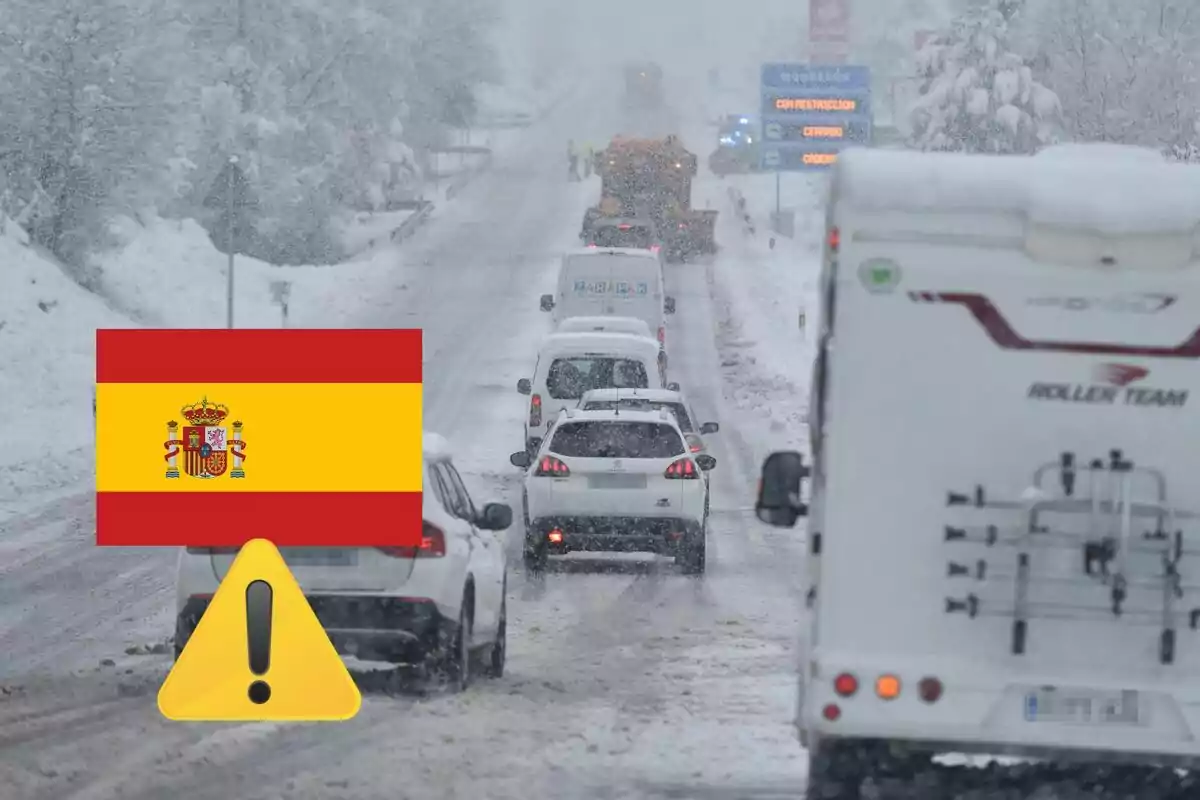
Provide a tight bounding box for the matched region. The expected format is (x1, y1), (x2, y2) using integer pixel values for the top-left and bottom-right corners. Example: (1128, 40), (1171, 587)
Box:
(163, 398), (248, 479)
(1094, 363), (1149, 387)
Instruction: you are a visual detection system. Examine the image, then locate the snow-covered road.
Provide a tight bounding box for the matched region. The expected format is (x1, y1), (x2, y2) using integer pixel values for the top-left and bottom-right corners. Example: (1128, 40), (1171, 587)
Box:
(0, 83), (814, 799)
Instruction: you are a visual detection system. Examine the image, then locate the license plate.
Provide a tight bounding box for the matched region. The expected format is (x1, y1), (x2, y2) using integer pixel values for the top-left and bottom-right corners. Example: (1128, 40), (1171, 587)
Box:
(588, 474), (648, 489)
(1024, 688), (1140, 725)
(281, 547), (357, 567)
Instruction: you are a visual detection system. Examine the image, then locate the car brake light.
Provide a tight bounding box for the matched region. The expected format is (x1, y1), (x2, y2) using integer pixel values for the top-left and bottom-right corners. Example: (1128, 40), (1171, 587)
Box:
(918, 676), (943, 703)
(618, 224), (632, 230)
(536, 456), (570, 477)
(875, 674), (901, 700)
(685, 435), (703, 453)
(650, 244), (660, 254)
(377, 521), (446, 558)
(657, 326), (665, 343)
(548, 529), (564, 543)
(678, 223), (687, 229)
(529, 394), (542, 427)
(186, 547), (240, 555)
(664, 458), (699, 479)
(828, 226), (840, 253)
(833, 672), (858, 697)
(587, 244), (597, 248)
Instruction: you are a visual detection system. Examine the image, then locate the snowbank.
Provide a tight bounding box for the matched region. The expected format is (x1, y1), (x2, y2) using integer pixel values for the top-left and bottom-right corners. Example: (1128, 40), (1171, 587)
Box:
(0, 221), (133, 504)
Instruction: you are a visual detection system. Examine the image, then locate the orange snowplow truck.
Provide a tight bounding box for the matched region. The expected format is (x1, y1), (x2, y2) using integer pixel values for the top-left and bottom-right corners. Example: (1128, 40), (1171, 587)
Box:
(591, 135), (718, 262)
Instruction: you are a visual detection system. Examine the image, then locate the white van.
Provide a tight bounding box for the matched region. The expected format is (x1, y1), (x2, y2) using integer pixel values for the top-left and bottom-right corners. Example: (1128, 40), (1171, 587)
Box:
(516, 331), (666, 455)
(756, 145), (1200, 795)
(540, 248), (675, 348)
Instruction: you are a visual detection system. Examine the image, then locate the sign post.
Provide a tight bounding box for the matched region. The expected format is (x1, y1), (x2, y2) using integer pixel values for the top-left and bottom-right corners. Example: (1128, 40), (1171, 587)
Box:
(203, 156), (256, 328)
(269, 280), (292, 328)
(759, 63), (873, 175)
(809, 0), (851, 63)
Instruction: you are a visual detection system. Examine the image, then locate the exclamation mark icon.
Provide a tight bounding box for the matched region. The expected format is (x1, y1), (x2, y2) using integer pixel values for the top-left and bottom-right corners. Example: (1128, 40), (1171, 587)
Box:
(246, 580), (273, 705)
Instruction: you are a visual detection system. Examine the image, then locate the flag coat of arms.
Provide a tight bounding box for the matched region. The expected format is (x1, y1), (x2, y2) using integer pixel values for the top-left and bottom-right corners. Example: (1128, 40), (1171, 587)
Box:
(94, 329), (423, 547)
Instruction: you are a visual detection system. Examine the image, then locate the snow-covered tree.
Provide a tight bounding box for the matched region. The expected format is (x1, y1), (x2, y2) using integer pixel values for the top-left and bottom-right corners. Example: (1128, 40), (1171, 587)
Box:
(908, 0), (1063, 153)
(1022, 1), (1200, 153)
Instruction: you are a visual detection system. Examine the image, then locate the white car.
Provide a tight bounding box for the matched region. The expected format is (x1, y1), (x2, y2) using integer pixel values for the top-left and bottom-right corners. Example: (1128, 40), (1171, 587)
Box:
(576, 387), (719, 456)
(173, 432), (513, 691)
(516, 331), (667, 456)
(510, 408), (715, 575)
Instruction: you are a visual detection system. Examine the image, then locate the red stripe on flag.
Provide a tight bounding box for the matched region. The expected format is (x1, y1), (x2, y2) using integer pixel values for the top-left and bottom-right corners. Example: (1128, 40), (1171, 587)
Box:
(96, 329), (423, 383)
(96, 491), (423, 547)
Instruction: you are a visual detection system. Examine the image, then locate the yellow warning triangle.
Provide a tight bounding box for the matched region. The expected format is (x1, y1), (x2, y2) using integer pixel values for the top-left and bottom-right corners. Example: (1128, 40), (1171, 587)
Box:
(158, 538), (362, 722)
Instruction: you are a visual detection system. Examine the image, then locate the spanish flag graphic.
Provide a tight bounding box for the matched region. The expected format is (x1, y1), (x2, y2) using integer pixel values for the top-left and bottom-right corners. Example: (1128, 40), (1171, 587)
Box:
(95, 329), (423, 547)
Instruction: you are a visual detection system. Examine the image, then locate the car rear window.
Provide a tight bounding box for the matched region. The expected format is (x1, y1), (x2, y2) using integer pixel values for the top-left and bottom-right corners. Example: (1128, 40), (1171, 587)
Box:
(592, 225), (653, 249)
(550, 421), (685, 458)
(545, 357), (649, 400)
(581, 400), (693, 431)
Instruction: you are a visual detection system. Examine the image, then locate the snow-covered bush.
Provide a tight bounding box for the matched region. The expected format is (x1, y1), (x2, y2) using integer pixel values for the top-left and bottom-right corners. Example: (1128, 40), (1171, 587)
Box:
(909, 0), (1063, 154)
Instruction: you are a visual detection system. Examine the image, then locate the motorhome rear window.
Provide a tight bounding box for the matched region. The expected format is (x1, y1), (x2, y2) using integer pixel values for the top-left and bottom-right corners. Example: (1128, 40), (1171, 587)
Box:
(581, 400), (693, 431)
(546, 357), (649, 399)
(550, 421), (684, 458)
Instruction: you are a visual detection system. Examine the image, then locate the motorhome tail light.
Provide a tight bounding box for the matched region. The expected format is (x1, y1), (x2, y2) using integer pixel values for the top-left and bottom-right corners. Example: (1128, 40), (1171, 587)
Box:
(918, 677), (944, 703)
(822, 704), (841, 721)
(536, 456), (571, 477)
(828, 226), (840, 253)
(377, 522), (446, 558)
(529, 394), (542, 427)
(185, 547), (240, 555)
(833, 672), (858, 697)
(875, 674), (901, 701)
(664, 458), (699, 479)
(547, 529), (564, 543)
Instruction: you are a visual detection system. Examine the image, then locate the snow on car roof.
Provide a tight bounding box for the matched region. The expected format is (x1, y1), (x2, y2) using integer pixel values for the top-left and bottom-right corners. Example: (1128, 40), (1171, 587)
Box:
(558, 315), (650, 330)
(836, 147), (1200, 235)
(580, 387), (683, 402)
(538, 330), (660, 355)
(563, 246), (658, 260)
(422, 431), (453, 461)
(556, 407), (679, 426)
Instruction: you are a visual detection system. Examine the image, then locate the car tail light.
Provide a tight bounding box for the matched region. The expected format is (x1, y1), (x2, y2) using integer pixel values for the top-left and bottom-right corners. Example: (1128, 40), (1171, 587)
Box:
(618, 224), (632, 230)
(828, 226), (840, 253)
(535, 456), (570, 477)
(529, 394), (542, 427)
(664, 458), (699, 479)
(822, 703), (841, 721)
(650, 244), (660, 254)
(918, 676), (943, 703)
(587, 244), (597, 248)
(657, 326), (665, 343)
(678, 223), (687, 229)
(875, 674), (901, 700)
(186, 547), (240, 555)
(833, 672), (858, 697)
(377, 521), (446, 558)
(685, 434), (703, 453)
(547, 529), (564, 543)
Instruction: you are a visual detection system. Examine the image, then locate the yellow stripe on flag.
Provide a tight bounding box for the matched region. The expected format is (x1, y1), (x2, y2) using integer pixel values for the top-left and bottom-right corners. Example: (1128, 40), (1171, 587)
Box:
(96, 382), (422, 493)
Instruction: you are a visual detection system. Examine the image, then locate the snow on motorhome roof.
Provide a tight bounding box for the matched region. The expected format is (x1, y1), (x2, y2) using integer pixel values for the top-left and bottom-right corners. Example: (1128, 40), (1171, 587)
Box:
(836, 147), (1200, 235)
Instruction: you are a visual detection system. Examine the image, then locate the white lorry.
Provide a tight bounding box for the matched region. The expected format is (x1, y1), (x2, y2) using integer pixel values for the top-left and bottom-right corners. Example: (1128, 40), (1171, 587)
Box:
(756, 144), (1200, 796)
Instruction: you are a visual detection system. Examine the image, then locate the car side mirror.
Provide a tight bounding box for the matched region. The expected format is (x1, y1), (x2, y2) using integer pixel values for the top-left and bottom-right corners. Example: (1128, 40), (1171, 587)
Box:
(509, 451), (532, 469)
(477, 502), (513, 531)
(517, 378), (531, 395)
(667, 382), (680, 391)
(664, 296), (676, 314)
(540, 294), (554, 312)
(696, 454), (716, 471)
(756, 450), (810, 527)
(700, 421), (719, 434)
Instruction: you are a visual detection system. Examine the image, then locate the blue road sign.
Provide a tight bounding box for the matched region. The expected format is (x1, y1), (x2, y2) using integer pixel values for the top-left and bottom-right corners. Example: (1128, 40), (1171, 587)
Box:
(760, 62), (872, 171)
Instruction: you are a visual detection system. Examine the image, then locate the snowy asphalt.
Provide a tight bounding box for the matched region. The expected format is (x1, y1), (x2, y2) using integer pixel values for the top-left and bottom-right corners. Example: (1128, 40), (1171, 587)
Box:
(0, 83), (811, 798)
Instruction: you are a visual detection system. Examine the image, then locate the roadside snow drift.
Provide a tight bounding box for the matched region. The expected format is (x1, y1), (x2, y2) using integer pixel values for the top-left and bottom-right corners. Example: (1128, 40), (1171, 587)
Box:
(0, 221), (132, 502)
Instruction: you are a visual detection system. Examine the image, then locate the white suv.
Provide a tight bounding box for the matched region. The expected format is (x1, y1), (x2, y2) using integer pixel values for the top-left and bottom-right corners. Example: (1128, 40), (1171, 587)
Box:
(173, 432), (513, 691)
(509, 408), (715, 574)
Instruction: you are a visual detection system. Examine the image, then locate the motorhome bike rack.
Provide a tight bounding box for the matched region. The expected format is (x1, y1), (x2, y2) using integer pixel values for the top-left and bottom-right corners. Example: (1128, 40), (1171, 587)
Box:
(942, 450), (1200, 665)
